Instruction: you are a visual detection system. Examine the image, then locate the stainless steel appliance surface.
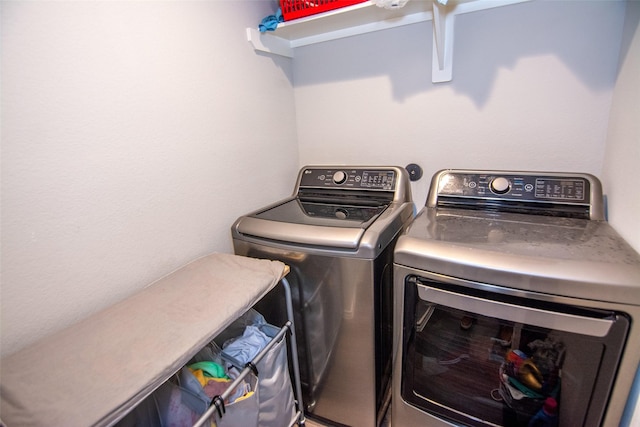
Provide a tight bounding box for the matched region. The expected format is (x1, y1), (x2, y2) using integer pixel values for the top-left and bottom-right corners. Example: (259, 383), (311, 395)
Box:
(392, 169), (640, 427)
(232, 166), (415, 426)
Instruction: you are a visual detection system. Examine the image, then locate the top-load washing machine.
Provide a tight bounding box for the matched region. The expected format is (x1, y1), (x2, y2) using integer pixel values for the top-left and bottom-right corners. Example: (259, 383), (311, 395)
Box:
(392, 169), (640, 427)
(232, 166), (414, 426)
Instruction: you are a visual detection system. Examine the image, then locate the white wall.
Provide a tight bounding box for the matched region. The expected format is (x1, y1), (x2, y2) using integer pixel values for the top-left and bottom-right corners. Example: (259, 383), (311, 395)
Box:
(294, 0), (626, 207)
(0, 0), (638, 420)
(0, 0), (298, 357)
(293, 1), (639, 423)
(602, 0), (640, 252)
(602, 2), (640, 425)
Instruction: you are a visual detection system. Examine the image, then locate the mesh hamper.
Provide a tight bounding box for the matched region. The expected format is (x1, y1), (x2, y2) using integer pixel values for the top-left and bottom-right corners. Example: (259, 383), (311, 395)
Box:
(219, 311), (297, 427)
(253, 326), (296, 426)
(215, 374), (260, 427)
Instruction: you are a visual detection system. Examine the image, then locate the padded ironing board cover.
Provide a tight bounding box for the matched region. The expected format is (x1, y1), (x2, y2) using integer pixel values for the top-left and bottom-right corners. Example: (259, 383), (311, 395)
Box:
(0, 253), (287, 427)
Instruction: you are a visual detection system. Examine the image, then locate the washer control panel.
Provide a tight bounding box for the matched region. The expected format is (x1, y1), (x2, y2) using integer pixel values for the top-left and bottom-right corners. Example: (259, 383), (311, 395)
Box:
(437, 172), (589, 203)
(300, 168), (396, 191)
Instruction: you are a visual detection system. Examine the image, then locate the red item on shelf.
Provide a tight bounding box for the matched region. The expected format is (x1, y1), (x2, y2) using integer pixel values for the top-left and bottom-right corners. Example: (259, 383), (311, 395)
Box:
(280, 0), (368, 21)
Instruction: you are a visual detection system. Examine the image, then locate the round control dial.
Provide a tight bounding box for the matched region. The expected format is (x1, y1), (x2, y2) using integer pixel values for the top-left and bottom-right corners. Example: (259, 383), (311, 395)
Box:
(333, 171), (347, 185)
(335, 208), (348, 219)
(490, 177), (511, 194)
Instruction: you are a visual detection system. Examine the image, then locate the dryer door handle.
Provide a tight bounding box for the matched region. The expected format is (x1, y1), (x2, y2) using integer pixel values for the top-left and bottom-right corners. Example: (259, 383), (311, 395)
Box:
(417, 284), (614, 337)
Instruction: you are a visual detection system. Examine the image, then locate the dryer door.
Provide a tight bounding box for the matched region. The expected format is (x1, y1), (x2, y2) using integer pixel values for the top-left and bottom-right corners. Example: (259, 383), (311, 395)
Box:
(400, 275), (629, 427)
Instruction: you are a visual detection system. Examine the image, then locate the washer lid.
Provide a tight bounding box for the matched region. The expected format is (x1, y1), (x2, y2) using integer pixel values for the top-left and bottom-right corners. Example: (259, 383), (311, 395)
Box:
(255, 198), (386, 226)
(394, 207), (640, 305)
(235, 198), (387, 248)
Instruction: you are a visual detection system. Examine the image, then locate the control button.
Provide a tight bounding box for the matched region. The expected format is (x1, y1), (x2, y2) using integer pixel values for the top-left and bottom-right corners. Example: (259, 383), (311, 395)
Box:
(333, 171), (347, 184)
(468, 181), (477, 189)
(335, 209), (348, 220)
(490, 177), (510, 194)
(524, 183), (534, 192)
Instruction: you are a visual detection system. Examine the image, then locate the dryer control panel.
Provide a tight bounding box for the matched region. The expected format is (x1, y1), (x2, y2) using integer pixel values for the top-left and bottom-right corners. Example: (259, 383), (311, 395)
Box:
(437, 172), (589, 202)
(427, 170), (605, 220)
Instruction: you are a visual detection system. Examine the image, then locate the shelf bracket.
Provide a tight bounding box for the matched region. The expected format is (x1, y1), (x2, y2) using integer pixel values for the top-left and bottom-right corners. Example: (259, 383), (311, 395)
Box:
(246, 0), (532, 82)
(431, 2), (455, 82)
(246, 28), (294, 58)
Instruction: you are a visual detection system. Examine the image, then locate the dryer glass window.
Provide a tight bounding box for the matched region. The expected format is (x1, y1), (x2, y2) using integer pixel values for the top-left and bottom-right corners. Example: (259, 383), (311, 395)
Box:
(400, 277), (629, 427)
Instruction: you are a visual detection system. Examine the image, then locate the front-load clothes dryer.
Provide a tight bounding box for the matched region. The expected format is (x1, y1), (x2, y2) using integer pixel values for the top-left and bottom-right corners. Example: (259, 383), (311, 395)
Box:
(392, 169), (640, 427)
(232, 166), (415, 426)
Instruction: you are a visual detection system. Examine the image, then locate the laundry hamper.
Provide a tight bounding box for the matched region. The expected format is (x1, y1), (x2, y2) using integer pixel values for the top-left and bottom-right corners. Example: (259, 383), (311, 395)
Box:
(280, 0), (367, 20)
(0, 253), (304, 427)
(217, 319), (296, 427)
(119, 309), (299, 427)
(114, 366), (260, 427)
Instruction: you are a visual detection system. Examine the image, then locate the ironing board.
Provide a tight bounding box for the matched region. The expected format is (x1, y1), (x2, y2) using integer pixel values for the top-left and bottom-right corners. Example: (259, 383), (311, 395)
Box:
(0, 253), (298, 426)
